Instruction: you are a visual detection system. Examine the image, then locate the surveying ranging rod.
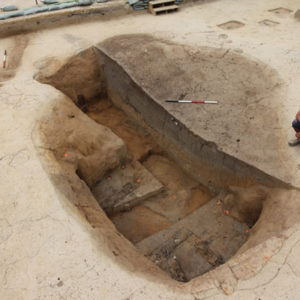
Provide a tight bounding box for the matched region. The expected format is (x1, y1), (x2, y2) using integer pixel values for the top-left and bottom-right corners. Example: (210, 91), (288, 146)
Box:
(165, 100), (218, 104)
(3, 50), (7, 69)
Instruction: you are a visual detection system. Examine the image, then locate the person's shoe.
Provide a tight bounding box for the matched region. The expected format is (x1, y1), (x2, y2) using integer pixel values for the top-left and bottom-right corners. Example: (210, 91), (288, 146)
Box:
(288, 138), (300, 146)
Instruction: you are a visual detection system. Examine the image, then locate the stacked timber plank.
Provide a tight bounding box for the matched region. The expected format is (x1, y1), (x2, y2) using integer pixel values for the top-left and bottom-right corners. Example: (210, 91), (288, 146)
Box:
(149, 0), (178, 15)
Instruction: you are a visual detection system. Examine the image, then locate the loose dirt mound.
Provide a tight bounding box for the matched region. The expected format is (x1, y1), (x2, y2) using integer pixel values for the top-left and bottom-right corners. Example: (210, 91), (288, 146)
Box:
(37, 99), (128, 187)
(35, 47), (106, 103)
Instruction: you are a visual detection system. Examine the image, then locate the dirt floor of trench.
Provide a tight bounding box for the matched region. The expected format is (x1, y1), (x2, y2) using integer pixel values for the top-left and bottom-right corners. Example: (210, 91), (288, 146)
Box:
(83, 97), (252, 282)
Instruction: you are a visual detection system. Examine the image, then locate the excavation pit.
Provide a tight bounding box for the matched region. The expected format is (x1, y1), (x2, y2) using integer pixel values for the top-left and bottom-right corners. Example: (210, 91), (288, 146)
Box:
(85, 98), (252, 282)
(34, 34), (300, 284)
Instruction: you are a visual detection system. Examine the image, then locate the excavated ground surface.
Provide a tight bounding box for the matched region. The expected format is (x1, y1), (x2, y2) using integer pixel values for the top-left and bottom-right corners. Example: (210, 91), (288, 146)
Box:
(33, 34), (299, 284)
(1, 0), (300, 299)
(86, 98), (249, 281)
(98, 34), (290, 185)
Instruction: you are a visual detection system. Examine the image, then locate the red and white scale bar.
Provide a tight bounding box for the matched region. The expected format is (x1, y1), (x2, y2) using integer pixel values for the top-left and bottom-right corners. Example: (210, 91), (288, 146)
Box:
(165, 100), (218, 104)
(3, 50), (7, 69)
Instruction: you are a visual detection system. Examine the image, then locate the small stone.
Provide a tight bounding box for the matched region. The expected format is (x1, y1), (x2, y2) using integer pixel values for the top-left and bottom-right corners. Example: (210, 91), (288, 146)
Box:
(128, 0), (139, 5)
(42, 0), (59, 4)
(78, 0), (93, 6)
(2, 5), (18, 11)
(220, 282), (235, 295)
(48, 5), (60, 11)
(233, 48), (243, 53)
(219, 34), (228, 39)
(42, 0), (59, 3)
(57, 281), (63, 287)
(1, 10), (24, 18)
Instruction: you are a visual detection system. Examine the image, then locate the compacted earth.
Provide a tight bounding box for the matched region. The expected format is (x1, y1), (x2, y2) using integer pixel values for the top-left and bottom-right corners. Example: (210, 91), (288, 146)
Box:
(87, 98), (249, 282)
(33, 33), (300, 285)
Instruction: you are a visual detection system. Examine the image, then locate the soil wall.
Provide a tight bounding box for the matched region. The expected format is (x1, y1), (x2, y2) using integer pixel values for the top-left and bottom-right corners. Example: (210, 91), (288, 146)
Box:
(94, 47), (289, 191)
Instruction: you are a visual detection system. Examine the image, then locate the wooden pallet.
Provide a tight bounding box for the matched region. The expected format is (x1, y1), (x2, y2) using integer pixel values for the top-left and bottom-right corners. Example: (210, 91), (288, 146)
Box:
(149, 0), (179, 15)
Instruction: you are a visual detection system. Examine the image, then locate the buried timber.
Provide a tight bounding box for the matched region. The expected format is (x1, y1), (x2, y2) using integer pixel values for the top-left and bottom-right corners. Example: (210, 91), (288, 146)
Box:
(33, 34), (300, 283)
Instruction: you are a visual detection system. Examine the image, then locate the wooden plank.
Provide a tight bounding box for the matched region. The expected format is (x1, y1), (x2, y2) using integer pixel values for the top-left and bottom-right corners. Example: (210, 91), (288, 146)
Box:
(152, 4), (178, 13)
(149, 0), (175, 6)
(150, 7), (178, 15)
(149, 0), (176, 10)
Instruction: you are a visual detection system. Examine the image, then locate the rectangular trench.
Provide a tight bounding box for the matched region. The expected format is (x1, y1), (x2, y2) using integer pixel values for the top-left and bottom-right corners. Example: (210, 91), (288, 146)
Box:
(92, 46), (289, 192)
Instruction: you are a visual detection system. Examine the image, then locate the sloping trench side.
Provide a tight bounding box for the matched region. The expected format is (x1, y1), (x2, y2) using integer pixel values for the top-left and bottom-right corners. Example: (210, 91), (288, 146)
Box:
(33, 43), (300, 287)
(36, 44), (289, 191)
(92, 46), (288, 191)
